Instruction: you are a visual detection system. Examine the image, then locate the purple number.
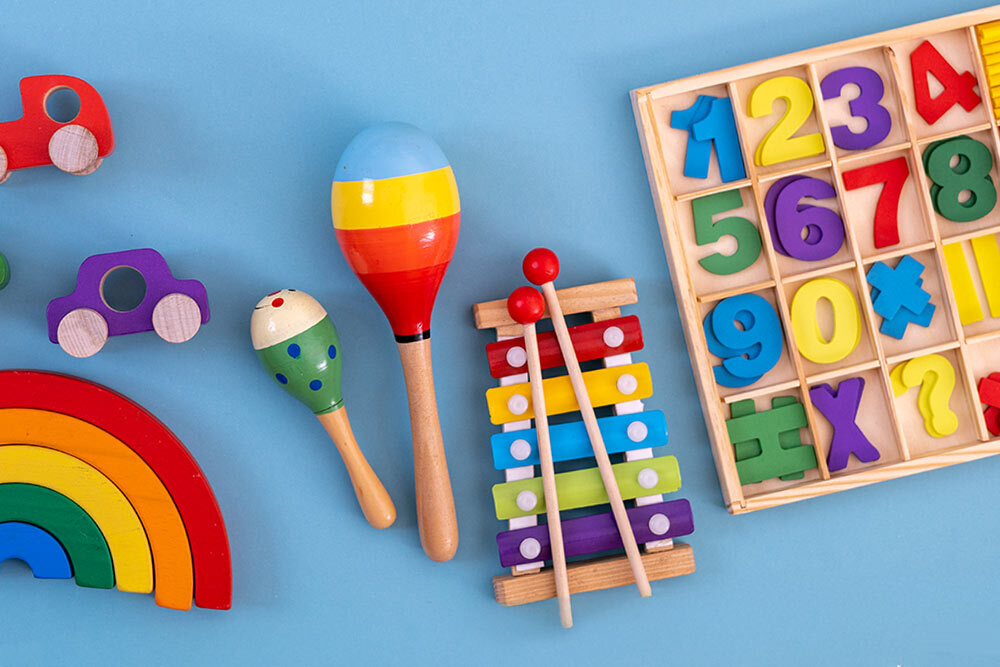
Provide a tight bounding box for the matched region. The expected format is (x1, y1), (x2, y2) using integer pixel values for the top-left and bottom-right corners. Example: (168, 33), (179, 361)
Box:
(773, 176), (845, 260)
(820, 66), (892, 151)
(765, 175), (808, 256)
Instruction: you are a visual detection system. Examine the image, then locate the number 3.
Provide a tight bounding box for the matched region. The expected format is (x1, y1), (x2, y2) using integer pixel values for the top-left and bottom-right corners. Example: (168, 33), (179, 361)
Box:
(820, 66), (892, 151)
(748, 76), (826, 166)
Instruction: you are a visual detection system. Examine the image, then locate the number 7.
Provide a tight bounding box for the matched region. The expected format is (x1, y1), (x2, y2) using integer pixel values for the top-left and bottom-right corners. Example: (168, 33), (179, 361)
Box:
(842, 157), (909, 249)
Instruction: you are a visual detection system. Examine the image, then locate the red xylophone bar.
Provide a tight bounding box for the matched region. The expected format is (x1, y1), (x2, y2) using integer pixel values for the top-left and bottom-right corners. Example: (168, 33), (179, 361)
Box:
(486, 315), (643, 378)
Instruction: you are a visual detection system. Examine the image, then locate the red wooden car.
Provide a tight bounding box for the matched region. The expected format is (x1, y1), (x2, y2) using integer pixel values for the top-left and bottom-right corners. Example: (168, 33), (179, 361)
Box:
(0, 75), (114, 183)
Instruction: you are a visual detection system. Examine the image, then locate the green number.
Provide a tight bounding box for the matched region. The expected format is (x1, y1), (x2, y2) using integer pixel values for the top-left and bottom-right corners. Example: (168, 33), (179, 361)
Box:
(923, 136), (997, 222)
(0, 252), (9, 290)
(691, 189), (762, 275)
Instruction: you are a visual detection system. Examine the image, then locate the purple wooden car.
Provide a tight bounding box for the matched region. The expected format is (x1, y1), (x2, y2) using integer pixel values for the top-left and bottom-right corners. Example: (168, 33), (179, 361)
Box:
(46, 248), (210, 358)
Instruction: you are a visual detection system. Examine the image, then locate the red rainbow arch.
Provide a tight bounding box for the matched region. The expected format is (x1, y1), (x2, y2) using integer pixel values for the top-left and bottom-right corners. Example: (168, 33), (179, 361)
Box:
(0, 370), (231, 610)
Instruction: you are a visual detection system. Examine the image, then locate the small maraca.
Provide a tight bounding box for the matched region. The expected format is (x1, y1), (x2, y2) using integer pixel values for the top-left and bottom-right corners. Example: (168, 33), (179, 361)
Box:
(251, 289), (396, 529)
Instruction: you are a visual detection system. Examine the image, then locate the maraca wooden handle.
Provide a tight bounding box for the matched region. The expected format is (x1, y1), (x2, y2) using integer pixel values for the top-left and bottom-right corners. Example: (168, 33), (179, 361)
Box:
(317, 407), (397, 529)
(397, 337), (459, 562)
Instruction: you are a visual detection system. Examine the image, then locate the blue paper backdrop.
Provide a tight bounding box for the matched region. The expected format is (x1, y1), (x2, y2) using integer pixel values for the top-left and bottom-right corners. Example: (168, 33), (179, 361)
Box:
(2, 1), (998, 665)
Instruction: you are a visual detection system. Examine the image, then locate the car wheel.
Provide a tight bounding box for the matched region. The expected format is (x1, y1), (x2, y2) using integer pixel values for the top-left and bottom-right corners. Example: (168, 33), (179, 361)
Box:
(48, 125), (100, 175)
(57, 308), (109, 358)
(0, 146), (9, 184)
(152, 293), (202, 343)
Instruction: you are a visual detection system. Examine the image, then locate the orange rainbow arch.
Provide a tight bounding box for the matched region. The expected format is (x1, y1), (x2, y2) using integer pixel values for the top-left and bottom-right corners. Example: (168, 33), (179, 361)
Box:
(0, 370), (232, 610)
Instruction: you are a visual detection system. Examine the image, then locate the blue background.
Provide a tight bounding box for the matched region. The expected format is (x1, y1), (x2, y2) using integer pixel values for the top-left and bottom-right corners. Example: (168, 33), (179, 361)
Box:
(2, 1), (998, 665)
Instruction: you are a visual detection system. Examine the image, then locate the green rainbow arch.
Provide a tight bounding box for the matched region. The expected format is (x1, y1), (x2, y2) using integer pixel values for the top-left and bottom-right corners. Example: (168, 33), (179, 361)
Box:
(0, 484), (113, 589)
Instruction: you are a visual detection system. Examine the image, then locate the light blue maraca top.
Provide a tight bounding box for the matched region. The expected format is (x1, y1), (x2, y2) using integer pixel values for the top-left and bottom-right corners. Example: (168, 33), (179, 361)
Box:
(333, 122), (451, 182)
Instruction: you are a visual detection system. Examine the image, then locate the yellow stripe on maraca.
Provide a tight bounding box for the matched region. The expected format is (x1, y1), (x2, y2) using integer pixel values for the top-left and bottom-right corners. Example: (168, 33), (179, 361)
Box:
(331, 166), (459, 231)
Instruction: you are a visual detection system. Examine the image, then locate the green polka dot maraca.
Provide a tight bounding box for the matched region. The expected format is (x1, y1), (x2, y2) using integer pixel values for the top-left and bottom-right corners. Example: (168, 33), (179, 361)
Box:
(251, 289), (396, 529)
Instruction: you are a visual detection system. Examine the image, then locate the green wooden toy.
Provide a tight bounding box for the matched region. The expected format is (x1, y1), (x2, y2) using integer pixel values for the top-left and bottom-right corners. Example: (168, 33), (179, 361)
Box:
(0, 252), (9, 290)
(251, 289), (395, 529)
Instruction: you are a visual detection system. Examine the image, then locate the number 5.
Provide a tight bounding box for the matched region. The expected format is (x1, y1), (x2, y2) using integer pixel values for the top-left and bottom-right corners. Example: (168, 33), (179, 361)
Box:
(691, 189), (762, 275)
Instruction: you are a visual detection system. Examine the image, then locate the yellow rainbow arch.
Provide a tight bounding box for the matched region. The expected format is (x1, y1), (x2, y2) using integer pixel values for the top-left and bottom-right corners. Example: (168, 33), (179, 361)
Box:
(0, 408), (193, 609)
(0, 445), (153, 592)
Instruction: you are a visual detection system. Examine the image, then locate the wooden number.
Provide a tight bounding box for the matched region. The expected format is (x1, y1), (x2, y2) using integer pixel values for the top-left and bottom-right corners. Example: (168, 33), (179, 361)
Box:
(703, 293), (783, 387)
(765, 176), (844, 260)
(790, 278), (861, 364)
(748, 76), (825, 166)
(671, 96), (714, 179)
(670, 95), (746, 182)
(923, 137), (996, 222)
(691, 189), (761, 275)
(842, 156), (909, 248)
(943, 235), (1000, 325)
(909, 40), (980, 125)
(692, 97), (747, 182)
(820, 66), (892, 150)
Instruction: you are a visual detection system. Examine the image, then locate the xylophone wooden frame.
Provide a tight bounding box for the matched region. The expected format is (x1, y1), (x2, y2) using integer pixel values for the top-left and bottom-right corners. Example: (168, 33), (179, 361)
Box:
(474, 278), (694, 606)
(631, 6), (1000, 514)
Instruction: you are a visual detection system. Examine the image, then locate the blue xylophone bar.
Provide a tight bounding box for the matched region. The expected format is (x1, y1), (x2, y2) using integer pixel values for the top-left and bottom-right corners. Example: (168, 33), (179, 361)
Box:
(496, 499), (694, 567)
(490, 410), (668, 469)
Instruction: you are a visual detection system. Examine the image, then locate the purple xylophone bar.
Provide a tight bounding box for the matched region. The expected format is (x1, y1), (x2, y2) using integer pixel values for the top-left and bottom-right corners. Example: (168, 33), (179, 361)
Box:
(497, 499), (693, 568)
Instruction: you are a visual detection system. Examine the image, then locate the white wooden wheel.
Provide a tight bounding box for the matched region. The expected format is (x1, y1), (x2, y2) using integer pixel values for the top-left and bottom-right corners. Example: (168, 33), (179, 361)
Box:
(56, 308), (109, 358)
(0, 146), (9, 184)
(152, 293), (202, 343)
(48, 125), (100, 174)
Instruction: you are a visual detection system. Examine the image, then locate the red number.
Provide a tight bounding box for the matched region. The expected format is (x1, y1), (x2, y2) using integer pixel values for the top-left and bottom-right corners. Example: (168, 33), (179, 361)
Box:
(909, 40), (980, 124)
(842, 156), (909, 249)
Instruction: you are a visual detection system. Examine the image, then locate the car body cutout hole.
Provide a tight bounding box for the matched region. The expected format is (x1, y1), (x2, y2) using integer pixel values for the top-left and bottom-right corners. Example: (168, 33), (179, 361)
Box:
(100, 266), (146, 312)
(44, 87), (81, 123)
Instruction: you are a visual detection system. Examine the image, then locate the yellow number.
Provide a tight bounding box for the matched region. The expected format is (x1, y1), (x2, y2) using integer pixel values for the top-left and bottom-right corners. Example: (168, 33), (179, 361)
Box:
(790, 278), (860, 364)
(749, 76), (826, 166)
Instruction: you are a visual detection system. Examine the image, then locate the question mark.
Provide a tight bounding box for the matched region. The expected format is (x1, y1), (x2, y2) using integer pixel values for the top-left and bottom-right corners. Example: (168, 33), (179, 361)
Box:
(890, 353), (958, 437)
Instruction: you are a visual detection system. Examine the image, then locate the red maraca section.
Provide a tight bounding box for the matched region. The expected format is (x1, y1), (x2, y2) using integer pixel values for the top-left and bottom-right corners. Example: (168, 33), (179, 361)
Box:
(523, 247), (560, 285)
(335, 211), (459, 339)
(507, 286), (545, 325)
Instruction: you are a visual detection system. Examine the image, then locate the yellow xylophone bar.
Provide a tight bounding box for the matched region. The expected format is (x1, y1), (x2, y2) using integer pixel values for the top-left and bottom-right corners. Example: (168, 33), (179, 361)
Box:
(486, 362), (653, 425)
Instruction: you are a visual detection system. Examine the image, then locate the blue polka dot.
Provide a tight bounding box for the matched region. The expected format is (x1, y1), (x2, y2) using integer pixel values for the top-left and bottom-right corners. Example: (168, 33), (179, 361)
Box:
(309, 379), (322, 391)
(328, 345), (337, 360)
(287, 343), (301, 358)
(275, 373), (288, 385)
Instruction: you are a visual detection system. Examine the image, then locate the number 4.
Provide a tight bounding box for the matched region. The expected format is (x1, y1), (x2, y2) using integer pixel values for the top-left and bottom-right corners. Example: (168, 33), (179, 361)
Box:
(910, 40), (981, 125)
(842, 157), (909, 249)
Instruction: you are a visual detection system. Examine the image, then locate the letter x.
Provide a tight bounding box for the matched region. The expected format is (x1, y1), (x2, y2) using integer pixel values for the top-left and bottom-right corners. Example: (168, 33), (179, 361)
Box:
(809, 377), (880, 472)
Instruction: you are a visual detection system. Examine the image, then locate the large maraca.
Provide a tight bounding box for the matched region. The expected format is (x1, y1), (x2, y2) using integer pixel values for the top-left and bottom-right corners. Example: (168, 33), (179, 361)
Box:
(331, 122), (459, 561)
(251, 289), (396, 529)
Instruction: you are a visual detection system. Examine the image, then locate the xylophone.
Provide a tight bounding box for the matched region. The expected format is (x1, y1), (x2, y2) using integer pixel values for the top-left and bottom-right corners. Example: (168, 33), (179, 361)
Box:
(473, 271), (695, 618)
(632, 6), (1000, 514)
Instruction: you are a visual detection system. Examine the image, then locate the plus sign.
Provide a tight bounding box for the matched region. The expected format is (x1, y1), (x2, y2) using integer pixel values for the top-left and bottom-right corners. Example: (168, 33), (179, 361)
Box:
(866, 255), (930, 320)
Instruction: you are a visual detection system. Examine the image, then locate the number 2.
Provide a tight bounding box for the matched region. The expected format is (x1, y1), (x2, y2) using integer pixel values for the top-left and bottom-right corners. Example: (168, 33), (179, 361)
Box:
(748, 76), (825, 166)
(820, 66), (892, 151)
(842, 156), (910, 248)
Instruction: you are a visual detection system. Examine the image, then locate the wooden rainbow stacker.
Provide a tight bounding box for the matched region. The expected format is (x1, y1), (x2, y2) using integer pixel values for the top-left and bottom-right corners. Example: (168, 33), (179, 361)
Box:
(632, 6), (1000, 513)
(473, 277), (695, 609)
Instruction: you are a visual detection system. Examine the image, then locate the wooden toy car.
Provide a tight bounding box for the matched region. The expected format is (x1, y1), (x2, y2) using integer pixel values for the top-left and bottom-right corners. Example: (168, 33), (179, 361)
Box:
(46, 249), (210, 358)
(0, 75), (114, 183)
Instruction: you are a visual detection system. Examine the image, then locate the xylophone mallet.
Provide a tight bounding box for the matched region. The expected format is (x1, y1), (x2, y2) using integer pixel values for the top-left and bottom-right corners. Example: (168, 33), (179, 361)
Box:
(507, 286), (573, 629)
(251, 289), (397, 530)
(523, 248), (652, 597)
